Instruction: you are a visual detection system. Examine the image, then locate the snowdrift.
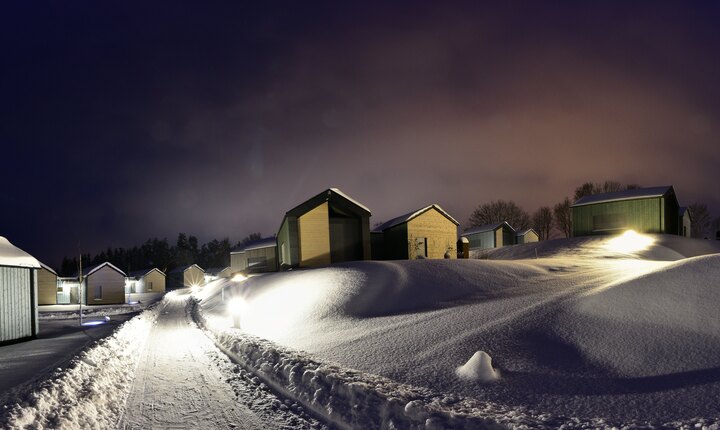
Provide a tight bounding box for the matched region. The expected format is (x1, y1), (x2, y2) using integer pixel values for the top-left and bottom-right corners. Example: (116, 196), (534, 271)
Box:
(197, 235), (720, 426)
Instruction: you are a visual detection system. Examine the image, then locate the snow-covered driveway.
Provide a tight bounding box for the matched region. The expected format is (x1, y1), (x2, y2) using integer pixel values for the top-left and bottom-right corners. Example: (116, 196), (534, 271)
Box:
(119, 293), (277, 429)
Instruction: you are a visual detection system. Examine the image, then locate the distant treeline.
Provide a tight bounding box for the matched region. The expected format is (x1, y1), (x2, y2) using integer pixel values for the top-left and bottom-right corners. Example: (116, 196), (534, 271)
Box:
(58, 233), (262, 277)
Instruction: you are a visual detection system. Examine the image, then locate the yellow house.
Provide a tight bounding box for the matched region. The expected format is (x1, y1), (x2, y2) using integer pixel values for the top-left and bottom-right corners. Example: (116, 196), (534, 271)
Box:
(277, 188), (371, 269)
(372, 204), (459, 260)
(37, 262), (59, 305)
(126, 268), (166, 293)
(80, 262), (126, 305)
(168, 264), (205, 289)
(515, 228), (540, 244)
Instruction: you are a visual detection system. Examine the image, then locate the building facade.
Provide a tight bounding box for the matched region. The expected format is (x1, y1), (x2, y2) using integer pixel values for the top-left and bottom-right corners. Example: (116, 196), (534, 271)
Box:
(0, 237), (40, 343)
(461, 221), (516, 250)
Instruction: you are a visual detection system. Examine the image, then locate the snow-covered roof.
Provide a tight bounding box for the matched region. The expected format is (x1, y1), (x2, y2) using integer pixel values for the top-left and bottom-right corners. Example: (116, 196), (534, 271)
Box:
(168, 263), (204, 274)
(462, 221), (514, 236)
(516, 228), (538, 237)
(285, 188), (371, 218)
(127, 268), (165, 279)
(81, 261), (126, 277)
(372, 204), (459, 232)
(205, 267), (230, 276)
(39, 261), (58, 275)
(679, 206), (692, 220)
(0, 236), (41, 268)
(243, 237), (277, 251)
(572, 186), (674, 207)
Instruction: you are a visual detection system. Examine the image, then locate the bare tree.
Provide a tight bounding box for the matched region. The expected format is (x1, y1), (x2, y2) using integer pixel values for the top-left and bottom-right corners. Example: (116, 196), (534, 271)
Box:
(600, 180), (623, 193)
(468, 200), (530, 230)
(573, 180), (641, 202)
(532, 206), (554, 240)
(553, 197), (573, 238)
(573, 182), (597, 201)
(689, 202), (712, 238)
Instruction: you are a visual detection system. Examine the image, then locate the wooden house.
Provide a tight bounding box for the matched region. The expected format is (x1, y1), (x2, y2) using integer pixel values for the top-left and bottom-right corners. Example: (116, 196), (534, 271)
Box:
(571, 186), (680, 237)
(230, 248), (247, 273)
(80, 262), (126, 305)
(204, 267), (232, 282)
(0, 236), (40, 343)
(243, 237), (278, 273)
(277, 188), (371, 269)
(679, 207), (692, 238)
(372, 204), (459, 260)
(168, 264), (205, 289)
(126, 268), (166, 294)
(515, 228), (540, 244)
(461, 221), (516, 250)
(37, 262), (59, 305)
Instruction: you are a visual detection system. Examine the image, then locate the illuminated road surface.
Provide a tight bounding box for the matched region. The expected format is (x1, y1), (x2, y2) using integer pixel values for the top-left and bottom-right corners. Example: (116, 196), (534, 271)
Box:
(119, 296), (271, 430)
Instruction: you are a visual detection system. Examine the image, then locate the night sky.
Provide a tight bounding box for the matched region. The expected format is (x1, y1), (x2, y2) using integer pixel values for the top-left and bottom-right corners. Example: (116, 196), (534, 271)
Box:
(3, 1), (720, 266)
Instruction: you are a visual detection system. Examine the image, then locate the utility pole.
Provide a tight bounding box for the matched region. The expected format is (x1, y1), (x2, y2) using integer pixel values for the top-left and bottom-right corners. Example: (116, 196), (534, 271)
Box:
(78, 246), (83, 326)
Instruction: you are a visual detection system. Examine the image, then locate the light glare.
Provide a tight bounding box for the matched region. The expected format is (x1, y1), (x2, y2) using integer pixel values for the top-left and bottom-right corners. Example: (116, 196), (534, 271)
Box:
(603, 230), (655, 255)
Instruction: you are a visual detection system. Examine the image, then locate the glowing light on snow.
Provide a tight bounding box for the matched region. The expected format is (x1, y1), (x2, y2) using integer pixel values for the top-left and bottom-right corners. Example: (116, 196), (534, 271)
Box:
(232, 273), (247, 282)
(81, 320), (106, 326)
(603, 230), (655, 255)
(227, 298), (246, 328)
(191, 284), (200, 293)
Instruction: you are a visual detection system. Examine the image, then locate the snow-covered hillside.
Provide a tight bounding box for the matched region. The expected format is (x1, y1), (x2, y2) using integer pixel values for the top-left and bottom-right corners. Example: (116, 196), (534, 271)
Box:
(199, 234), (720, 427)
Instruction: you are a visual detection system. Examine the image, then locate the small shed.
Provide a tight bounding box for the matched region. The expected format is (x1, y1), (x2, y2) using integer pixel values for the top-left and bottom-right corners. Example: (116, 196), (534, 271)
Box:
(372, 204), (459, 260)
(571, 186), (680, 237)
(204, 267), (232, 282)
(243, 237), (278, 273)
(0, 236), (41, 343)
(457, 236), (469, 259)
(678, 207), (692, 238)
(80, 262), (126, 305)
(515, 228), (540, 244)
(230, 249), (247, 273)
(461, 221), (516, 250)
(126, 268), (166, 293)
(168, 264), (205, 289)
(37, 262), (59, 305)
(277, 188), (371, 269)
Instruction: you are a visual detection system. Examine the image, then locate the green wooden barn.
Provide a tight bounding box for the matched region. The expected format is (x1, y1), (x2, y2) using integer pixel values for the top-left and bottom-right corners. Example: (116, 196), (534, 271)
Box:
(571, 186), (680, 236)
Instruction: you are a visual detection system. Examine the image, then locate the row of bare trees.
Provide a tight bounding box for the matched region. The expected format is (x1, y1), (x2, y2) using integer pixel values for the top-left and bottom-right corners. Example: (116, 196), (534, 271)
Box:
(467, 180), (718, 240)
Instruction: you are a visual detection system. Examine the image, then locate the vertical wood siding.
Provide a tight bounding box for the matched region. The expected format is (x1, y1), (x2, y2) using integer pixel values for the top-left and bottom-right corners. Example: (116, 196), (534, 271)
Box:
(184, 266), (205, 287)
(298, 202), (331, 267)
(0, 266), (32, 342)
(85, 266), (125, 305)
(407, 209), (458, 259)
(572, 198), (664, 236)
(37, 267), (58, 305)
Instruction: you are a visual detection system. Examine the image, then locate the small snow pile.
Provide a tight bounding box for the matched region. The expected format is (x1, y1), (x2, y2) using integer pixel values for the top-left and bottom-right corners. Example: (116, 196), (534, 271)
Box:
(1, 303), (160, 429)
(456, 351), (500, 383)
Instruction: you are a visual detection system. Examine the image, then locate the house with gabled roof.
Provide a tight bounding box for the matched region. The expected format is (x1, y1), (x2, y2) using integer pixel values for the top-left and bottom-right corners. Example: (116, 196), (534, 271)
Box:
(78, 262), (126, 305)
(679, 206), (692, 238)
(204, 267), (232, 282)
(571, 186), (680, 237)
(372, 204), (459, 260)
(126, 268), (166, 294)
(515, 228), (539, 244)
(168, 264), (204, 289)
(461, 221), (516, 250)
(277, 188), (371, 269)
(0, 236), (41, 343)
(37, 261), (59, 305)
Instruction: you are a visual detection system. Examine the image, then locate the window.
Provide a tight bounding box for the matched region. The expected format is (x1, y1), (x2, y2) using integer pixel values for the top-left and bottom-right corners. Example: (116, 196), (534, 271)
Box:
(148, 281), (153, 291)
(94, 285), (103, 300)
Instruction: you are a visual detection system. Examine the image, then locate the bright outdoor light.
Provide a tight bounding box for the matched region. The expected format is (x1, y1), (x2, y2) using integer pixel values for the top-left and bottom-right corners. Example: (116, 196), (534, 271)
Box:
(228, 297), (246, 328)
(191, 284), (200, 293)
(603, 230), (655, 255)
(81, 320), (106, 326)
(232, 273), (247, 282)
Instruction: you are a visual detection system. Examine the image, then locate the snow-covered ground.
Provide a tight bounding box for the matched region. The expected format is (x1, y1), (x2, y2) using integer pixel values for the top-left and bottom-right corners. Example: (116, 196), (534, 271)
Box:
(198, 234), (720, 428)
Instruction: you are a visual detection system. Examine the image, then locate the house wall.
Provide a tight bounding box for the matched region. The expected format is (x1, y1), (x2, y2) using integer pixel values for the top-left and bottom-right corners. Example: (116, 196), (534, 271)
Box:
(572, 198), (664, 236)
(184, 266), (205, 287)
(517, 231), (539, 244)
(84, 265), (125, 305)
(383, 224), (409, 260)
(681, 212), (692, 237)
(37, 267), (57, 305)
(230, 252), (247, 272)
(277, 216), (299, 268)
(662, 196), (680, 235)
(138, 270), (165, 293)
(464, 230), (496, 250)
(370, 232), (385, 260)
(406, 209), (457, 259)
(0, 266), (36, 342)
(246, 246), (278, 272)
(298, 202), (331, 267)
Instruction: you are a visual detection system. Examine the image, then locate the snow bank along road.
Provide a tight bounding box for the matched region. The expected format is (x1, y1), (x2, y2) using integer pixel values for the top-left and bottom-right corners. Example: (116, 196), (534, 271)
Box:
(2, 293), (324, 430)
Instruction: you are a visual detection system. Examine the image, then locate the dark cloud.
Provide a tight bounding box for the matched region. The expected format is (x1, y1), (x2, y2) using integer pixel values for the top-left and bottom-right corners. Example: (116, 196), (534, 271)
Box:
(3, 1), (720, 265)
